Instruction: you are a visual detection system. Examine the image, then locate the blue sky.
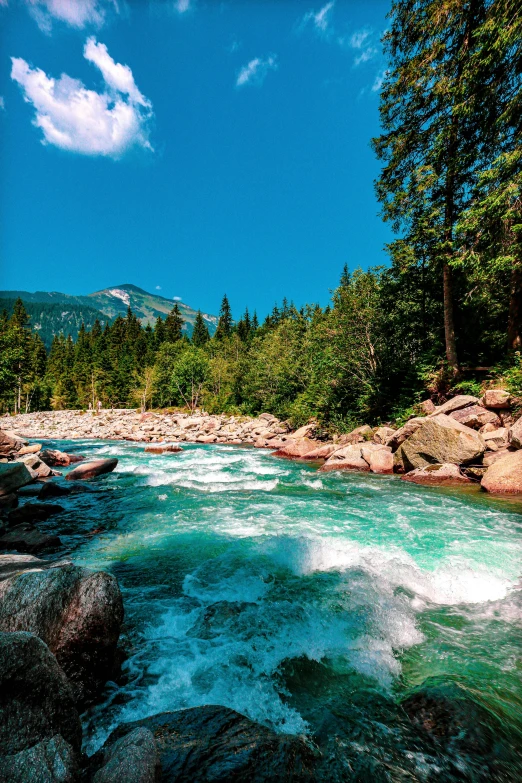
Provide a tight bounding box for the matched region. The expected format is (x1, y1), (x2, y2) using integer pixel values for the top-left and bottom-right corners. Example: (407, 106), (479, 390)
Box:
(0, 0), (392, 319)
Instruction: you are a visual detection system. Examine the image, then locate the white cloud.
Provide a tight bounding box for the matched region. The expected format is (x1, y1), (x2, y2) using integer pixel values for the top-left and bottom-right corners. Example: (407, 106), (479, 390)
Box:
(11, 39), (153, 157)
(236, 55), (277, 88)
(173, 296), (182, 301)
(301, 1), (335, 35)
(350, 29), (371, 49)
(173, 0), (192, 13)
(0, 97), (4, 110)
(25, 0), (107, 32)
(155, 285), (162, 290)
(371, 70), (387, 92)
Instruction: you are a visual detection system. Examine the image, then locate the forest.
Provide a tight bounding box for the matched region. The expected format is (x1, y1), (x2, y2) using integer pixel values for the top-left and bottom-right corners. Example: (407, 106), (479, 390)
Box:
(1, 0), (521, 429)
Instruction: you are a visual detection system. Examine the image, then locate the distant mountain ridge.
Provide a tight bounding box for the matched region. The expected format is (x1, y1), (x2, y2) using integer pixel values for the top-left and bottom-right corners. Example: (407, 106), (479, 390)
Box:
(0, 284), (218, 347)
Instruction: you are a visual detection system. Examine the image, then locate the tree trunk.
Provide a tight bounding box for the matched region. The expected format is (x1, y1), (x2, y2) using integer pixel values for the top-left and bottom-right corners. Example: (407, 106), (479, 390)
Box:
(508, 265), (522, 350)
(443, 259), (459, 372)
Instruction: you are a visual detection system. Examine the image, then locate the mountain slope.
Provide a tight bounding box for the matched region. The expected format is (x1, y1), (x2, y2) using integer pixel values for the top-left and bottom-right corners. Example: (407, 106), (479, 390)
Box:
(0, 284), (218, 340)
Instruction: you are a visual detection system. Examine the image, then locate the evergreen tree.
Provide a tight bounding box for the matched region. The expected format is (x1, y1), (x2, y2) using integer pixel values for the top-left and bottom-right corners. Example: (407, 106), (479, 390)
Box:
(164, 303), (184, 343)
(192, 310), (210, 347)
(215, 294), (232, 340)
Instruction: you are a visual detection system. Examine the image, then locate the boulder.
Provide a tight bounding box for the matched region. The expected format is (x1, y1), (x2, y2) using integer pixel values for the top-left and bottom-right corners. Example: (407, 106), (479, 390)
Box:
(0, 492), (18, 512)
(337, 424), (373, 446)
(320, 445), (369, 472)
(272, 438), (319, 459)
(300, 443), (337, 460)
(0, 429), (26, 458)
(482, 427), (509, 450)
(483, 447), (516, 467)
(372, 426), (395, 445)
(40, 449), (73, 467)
(38, 481), (72, 500)
(0, 631), (82, 756)
(419, 399), (436, 415)
(290, 423), (316, 439)
(449, 405), (500, 430)
(144, 444), (182, 455)
(431, 394), (480, 416)
(481, 450), (522, 494)
(0, 564), (124, 701)
(385, 418), (425, 451)
(65, 458), (118, 481)
(365, 447), (394, 474)
(100, 706), (318, 782)
(481, 389), (511, 409)
(8, 502), (64, 526)
(92, 727), (160, 783)
(0, 461), (33, 496)
(0, 734), (79, 783)
(479, 422), (498, 434)
(509, 415), (522, 449)
(17, 443), (42, 456)
(0, 522), (62, 554)
(396, 415), (486, 472)
(19, 453), (55, 478)
(401, 463), (471, 486)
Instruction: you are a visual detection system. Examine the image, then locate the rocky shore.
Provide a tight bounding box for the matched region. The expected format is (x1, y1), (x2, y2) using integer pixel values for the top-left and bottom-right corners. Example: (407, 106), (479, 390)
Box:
(1, 392), (521, 780)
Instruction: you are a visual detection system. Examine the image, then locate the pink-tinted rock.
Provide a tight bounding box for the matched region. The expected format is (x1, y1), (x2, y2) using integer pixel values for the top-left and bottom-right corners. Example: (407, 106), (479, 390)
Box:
(479, 422), (497, 434)
(65, 458), (118, 481)
(402, 463), (470, 486)
(431, 395), (480, 416)
(290, 423), (316, 439)
(386, 418), (425, 451)
(482, 428), (509, 450)
(481, 389), (511, 409)
(419, 399), (436, 415)
(481, 450), (522, 494)
(509, 415), (522, 449)
(320, 445), (369, 472)
(367, 448), (394, 474)
(372, 426), (395, 445)
(17, 443), (42, 456)
(144, 444), (182, 454)
(482, 447), (516, 467)
(300, 443), (337, 460)
(272, 438), (319, 459)
(449, 405), (500, 430)
(40, 450), (84, 467)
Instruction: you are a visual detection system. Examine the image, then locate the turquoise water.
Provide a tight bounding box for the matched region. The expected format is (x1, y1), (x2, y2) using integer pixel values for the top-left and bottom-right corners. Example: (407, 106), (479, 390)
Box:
(42, 440), (522, 779)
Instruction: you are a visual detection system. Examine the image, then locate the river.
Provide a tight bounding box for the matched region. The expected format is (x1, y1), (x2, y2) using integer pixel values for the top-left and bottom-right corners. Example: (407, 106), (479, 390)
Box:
(39, 440), (522, 780)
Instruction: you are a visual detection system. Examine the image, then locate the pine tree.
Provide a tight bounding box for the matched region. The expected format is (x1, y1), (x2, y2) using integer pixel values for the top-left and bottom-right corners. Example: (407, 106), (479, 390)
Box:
(215, 294), (232, 340)
(154, 315), (166, 347)
(165, 303), (184, 343)
(192, 310), (210, 347)
(251, 311), (259, 331)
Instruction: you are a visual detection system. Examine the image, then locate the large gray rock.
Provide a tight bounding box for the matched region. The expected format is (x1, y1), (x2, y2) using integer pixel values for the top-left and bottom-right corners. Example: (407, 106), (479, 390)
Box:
(0, 553), (72, 582)
(401, 463), (470, 486)
(19, 453), (55, 478)
(509, 415), (522, 449)
(101, 706), (318, 782)
(395, 415), (486, 472)
(0, 564), (124, 701)
(320, 444), (370, 472)
(385, 418), (425, 451)
(0, 734), (79, 782)
(0, 461), (33, 496)
(0, 631), (82, 756)
(0, 429), (26, 458)
(93, 728), (160, 783)
(481, 450), (522, 494)
(449, 405), (500, 430)
(430, 394), (480, 416)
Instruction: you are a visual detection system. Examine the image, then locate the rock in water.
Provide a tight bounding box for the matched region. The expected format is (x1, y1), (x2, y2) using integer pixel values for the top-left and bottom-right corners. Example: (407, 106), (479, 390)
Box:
(0, 734), (79, 783)
(0, 631), (81, 756)
(0, 462), (34, 496)
(0, 553), (72, 581)
(272, 437), (319, 459)
(395, 415), (486, 472)
(38, 481), (72, 499)
(401, 463), (470, 486)
(320, 444), (370, 472)
(8, 502), (64, 526)
(65, 458), (118, 481)
(481, 450), (522, 494)
(92, 727), (160, 783)
(103, 706), (318, 782)
(40, 449), (83, 467)
(0, 564), (124, 701)
(0, 522), (62, 554)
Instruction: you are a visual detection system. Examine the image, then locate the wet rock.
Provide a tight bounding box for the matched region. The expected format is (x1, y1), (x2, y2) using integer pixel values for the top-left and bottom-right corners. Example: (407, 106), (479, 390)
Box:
(395, 415), (486, 472)
(481, 389), (511, 409)
(92, 727), (160, 783)
(0, 631), (82, 756)
(0, 492), (18, 512)
(40, 449), (77, 467)
(481, 450), (522, 494)
(0, 734), (79, 782)
(65, 458), (118, 481)
(0, 522), (62, 554)
(8, 502), (64, 526)
(272, 438), (319, 459)
(401, 463), (470, 486)
(430, 394), (480, 416)
(0, 461), (34, 496)
(508, 414), (522, 449)
(144, 444), (182, 455)
(103, 706), (318, 782)
(38, 481), (72, 499)
(19, 452), (56, 478)
(0, 564), (124, 701)
(320, 444), (370, 472)
(0, 553), (72, 582)
(449, 405), (500, 430)
(402, 678), (501, 759)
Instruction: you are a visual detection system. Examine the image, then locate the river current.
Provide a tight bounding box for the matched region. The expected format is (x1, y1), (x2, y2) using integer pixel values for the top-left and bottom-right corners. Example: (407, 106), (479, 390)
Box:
(40, 440), (522, 780)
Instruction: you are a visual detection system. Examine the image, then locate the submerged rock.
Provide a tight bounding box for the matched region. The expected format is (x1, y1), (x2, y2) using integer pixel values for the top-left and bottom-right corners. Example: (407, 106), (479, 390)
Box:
(272, 437), (319, 459)
(101, 706), (318, 782)
(0, 521), (62, 554)
(0, 631), (82, 756)
(0, 564), (124, 701)
(38, 481), (72, 499)
(66, 458), (118, 481)
(481, 450), (522, 494)
(8, 501), (64, 526)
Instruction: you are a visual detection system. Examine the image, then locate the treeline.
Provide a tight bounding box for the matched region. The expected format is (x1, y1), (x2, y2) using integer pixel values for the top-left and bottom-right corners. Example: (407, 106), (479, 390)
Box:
(1, 0), (520, 426)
